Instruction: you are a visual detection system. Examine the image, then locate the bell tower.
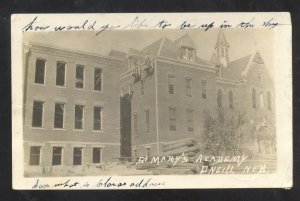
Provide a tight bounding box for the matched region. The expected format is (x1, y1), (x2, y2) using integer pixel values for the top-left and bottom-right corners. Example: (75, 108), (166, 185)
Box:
(215, 29), (230, 67)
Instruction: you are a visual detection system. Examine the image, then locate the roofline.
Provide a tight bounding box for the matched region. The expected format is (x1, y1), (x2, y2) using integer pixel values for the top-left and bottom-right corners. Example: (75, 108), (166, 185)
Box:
(28, 42), (125, 63)
(156, 56), (216, 73)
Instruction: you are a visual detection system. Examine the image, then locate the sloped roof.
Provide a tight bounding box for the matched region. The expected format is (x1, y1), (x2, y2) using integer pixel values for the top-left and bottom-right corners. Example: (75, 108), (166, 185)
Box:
(127, 34), (210, 67)
(174, 34), (197, 49)
(221, 54), (252, 80)
(210, 52), (221, 65)
(215, 29), (230, 48)
(108, 50), (126, 58)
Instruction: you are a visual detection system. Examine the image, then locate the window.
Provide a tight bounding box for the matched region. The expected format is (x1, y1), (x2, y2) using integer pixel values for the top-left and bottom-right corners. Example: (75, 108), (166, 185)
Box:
(169, 107), (176, 131)
(267, 91), (272, 110)
(146, 147), (151, 157)
(145, 109), (150, 133)
(221, 47), (225, 57)
(258, 71), (263, 84)
(202, 80), (207, 99)
(140, 79), (144, 96)
(252, 88), (257, 108)
(229, 91), (234, 109)
(260, 93), (264, 108)
(93, 106), (102, 131)
(181, 47), (194, 61)
(168, 75), (175, 94)
(75, 65), (84, 88)
(217, 89), (222, 108)
(32, 101), (43, 127)
(75, 105), (84, 129)
(187, 48), (194, 61)
(94, 68), (102, 91)
(34, 59), (46, 84)
(56, 62), (66, 86)
(52, 147), (62, 166)
(54, 103), (65, 128)
(73, 147), (82, 165)
(133, 112), (138, 136)
(29, 146), (41, 166)
(185, 77), (192, 96)
(187, 109), (194, 132)
(181, 47), (187, 59)
(92, 147), (102, 163)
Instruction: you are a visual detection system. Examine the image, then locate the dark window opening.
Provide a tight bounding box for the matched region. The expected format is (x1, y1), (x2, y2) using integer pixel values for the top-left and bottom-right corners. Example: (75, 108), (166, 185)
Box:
(32, 101), (43, 127)
(73, 147), (82, 165)
(169, 107), (176, 131)
(56, 62), (66, 86)
(229, 91), (234, 109)
(93, 148), (102, 163)
(94, 68), (102, 91)
(187, 109), (194, 132)
(202, 80), (207, 99)
(93, 107), (102, 130)
(54, 103), (64, 128)
(217, 89), (223, 108)
(75, 105), (84, 129)
(52, 147), (62, 166)
(75, 65), (84, 88)
(185, 78), (192, 96)
(252, 88), (257, 108)
(29, 146), (41, 166)
(34, 59), (46, 84)
(168, 75), (175, 94)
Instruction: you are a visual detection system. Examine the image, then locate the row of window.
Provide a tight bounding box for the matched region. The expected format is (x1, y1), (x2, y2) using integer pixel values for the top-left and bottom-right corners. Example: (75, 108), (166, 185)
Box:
(32, 101), (102, 130)
(132, 107), (195, 134)
(167, 75), (207, 98)
(34, 58), (103, 91)
(252, 89), (272, 110)
(29, 146), (102, 166)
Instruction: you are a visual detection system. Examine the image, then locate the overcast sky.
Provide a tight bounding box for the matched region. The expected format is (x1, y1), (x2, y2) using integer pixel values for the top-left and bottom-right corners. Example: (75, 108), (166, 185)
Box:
(23, 28), (274, 76)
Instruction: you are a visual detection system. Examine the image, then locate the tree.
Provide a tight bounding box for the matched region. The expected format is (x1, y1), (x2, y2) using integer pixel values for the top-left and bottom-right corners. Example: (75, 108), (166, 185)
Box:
(202, 108), (247, 155)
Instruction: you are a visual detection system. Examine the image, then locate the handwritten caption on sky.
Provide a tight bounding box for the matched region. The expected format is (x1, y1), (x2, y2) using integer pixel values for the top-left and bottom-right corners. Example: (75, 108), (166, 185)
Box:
(22, 16), (281, 36)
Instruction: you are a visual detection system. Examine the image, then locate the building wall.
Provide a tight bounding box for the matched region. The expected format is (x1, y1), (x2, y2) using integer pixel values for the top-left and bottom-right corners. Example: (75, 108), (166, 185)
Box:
(23, 44), (123, 175)
(156, 60), (217, 144)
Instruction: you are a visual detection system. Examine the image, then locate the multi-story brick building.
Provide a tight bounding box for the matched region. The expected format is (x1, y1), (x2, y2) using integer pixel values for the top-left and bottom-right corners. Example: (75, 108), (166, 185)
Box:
(23, 29), (275, 175)
(120, 30), (275, 160)
(23, 43), (123, 176)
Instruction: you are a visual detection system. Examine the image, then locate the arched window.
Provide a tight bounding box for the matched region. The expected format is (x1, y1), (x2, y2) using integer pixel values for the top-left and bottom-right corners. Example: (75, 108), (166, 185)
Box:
(267, 91), (272, 110)
(229, 90), (233, 109)
(252, 88), (256, 108)
(260, 93), (264, 108)
(217, 89), (222, 108)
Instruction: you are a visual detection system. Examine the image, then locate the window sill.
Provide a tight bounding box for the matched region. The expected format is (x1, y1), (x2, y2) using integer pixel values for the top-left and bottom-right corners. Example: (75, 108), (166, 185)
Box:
(55, 85), (67, 88)
(74, 88), (86, 91)
(74, 129), (85, 132)
(92, 130), (104, 133)
(31, 127), (45, 129)
(53, 128), (66, 131)
(93, 90), (104, 93)
(33, 83), (46, 86)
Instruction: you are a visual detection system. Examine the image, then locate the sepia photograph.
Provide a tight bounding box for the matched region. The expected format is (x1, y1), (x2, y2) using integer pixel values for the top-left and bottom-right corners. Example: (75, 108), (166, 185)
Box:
(22, 28), (276, 177)
(11, 13), (292, 189)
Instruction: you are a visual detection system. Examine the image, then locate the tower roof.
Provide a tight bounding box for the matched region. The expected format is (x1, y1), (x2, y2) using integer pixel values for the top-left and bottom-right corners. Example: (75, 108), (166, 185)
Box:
(215, 29), (230, 48)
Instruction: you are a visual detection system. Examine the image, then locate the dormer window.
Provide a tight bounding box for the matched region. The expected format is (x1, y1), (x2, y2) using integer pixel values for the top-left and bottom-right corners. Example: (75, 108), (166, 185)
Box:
(181, 46), (195, 61)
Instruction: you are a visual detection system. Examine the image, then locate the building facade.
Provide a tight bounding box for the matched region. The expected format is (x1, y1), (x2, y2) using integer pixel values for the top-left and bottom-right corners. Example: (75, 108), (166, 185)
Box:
(23, 43), (123, 176)
(120, 30), (275, 160)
